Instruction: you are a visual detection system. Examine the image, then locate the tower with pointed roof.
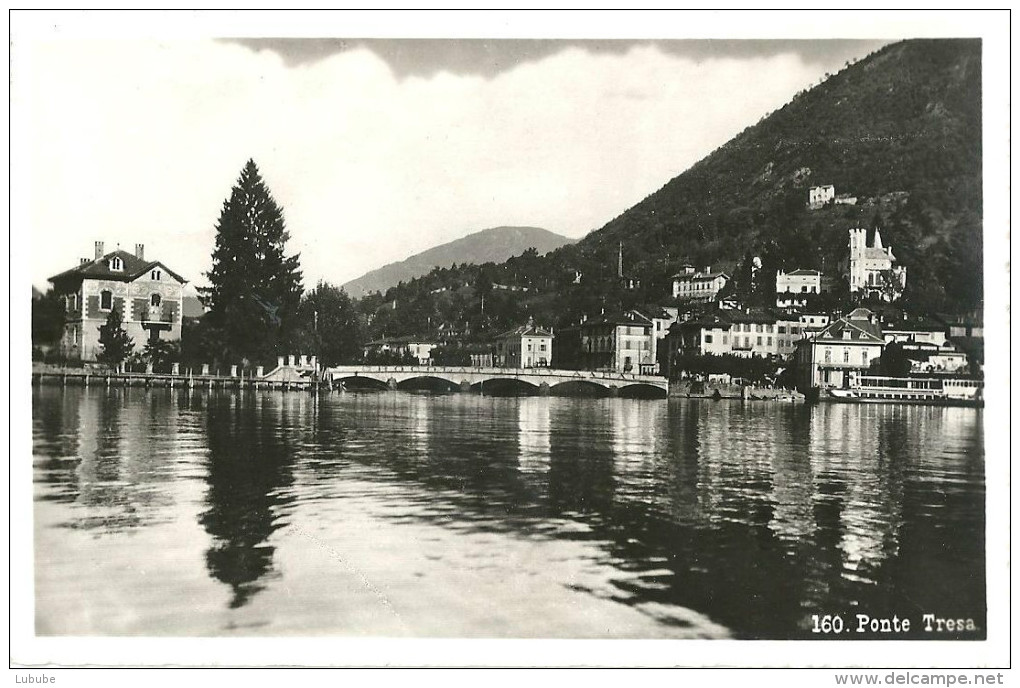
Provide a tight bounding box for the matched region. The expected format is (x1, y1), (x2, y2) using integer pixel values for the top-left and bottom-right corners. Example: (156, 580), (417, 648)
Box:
(846, 227), (906, 301)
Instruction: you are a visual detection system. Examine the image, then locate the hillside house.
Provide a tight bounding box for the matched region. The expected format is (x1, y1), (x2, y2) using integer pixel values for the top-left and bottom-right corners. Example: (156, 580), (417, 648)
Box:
(48, 242), (187, 361)
(846, 227), (907, 301)
(672, 266), (730, 302)
(808, 185), (836, 209)
(776, 269), (825, 307)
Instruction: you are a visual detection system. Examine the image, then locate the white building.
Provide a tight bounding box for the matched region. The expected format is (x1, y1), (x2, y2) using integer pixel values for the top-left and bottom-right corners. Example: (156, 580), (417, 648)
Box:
(672, 266), (730, 302)
(795, 308), (885, 391)
(776, 269), (824, 307)
(847, 227), (907, 300)
(808, 185), (835, 209)
(495, 322), (553, 368)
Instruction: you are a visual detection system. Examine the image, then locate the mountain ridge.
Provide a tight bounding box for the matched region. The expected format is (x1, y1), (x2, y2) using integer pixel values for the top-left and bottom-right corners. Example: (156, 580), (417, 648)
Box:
(342, 226), (574, 298)
(356, 39), (983, 341)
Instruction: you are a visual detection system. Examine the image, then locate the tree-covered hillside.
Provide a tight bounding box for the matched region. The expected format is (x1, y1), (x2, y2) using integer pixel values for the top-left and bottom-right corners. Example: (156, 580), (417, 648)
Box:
(357, 39), (983, 340)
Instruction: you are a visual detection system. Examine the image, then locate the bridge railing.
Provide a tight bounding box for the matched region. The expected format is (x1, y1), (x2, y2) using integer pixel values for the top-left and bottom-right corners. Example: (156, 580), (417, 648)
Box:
(327, 364), (664, 383)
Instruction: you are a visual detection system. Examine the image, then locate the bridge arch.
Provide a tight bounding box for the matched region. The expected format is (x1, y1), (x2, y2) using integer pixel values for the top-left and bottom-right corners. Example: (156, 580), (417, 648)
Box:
(395, 375), (459, 392)
(549, 379), (613, 397)
(471, 377), (541, 396)
(332, 374), (390, 391)
(618, 383), (668, 399)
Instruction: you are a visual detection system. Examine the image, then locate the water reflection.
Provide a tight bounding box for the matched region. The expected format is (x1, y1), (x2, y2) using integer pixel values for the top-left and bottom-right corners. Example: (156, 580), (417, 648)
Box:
(198, 392), (297, 608)
(33, 387), (985, 638)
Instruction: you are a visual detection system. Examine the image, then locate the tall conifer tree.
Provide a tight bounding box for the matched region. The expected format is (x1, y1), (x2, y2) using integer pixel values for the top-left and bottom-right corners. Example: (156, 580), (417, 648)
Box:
(200, 160), (303, 361)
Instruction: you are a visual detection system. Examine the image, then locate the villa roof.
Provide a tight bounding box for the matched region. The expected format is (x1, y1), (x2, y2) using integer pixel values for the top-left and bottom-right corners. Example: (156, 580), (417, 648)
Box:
(814, 317), (884, 343)
(496, 324), (553, 339)
(583, 312), (653, 328)
(672, 271), (730, 282)
(49, 250), (187, 285)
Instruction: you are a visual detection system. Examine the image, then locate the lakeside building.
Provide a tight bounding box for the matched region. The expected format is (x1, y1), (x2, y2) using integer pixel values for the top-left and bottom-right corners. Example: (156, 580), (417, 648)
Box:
(465, 343), (494, 368)
(666, 309), (809, 361)
(794, 308), (885, 391)
(671, 266), (730, 302)
(362, 336), (437, 365)
(578, 311), (655, 374)
(494, 321), (553, 368)
(48, 242), (187, 361)
(845, 227), (907, 301)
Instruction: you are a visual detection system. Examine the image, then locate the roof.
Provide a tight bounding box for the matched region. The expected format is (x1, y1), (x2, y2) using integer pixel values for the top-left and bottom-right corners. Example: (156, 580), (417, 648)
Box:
(673, 315), (731, 331)
(861, 247), (894, 261)
(814, 317), (884, 343)
(632, 305), (676, 320)
(49, 250), (187, 285)
(182, 295), (207, 319)
(583, 312), (653, 328)
(672, 271), (730, 282)
(782, 269), (822, 277)
(364, 336), (438, 347)
(497, 324), (553, 339)
(726, 309), (778, 325)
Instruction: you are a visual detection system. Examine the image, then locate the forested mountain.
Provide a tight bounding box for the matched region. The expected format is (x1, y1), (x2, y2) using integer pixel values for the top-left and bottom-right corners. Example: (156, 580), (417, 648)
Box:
(342, 226), (573, 298)
(357, 39), (983, 341)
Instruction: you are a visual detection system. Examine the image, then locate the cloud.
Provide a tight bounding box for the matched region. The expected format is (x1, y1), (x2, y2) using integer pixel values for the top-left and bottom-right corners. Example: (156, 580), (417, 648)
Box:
(19, 38), (881, 291)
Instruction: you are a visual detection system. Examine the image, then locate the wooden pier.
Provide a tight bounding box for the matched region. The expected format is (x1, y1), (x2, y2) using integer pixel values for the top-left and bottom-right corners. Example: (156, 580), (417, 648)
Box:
(31, 366), (320, 392)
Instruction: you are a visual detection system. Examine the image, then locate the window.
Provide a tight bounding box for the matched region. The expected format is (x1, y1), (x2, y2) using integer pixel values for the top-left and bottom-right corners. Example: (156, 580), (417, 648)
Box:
(778, 326), (787, 334)
(862, 350), (870, 365)
(843, 349), (850, 363)
(767, 337), (772, 346)
(722, 335), (728, 345)
(540, 343), (547, 351)
(151, 269), (161, 281)
(150, 293), (162, 307)
(756, 336), (762, 346)
(109, 257), (123, 271)
(100, 290), (112, 310)
(705, 334), (713, 344)
(824, 348), (832, 363)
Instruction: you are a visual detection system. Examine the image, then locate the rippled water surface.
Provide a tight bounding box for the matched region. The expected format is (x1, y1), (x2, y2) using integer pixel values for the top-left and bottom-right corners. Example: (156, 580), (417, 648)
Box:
(32, 386), (985, 638)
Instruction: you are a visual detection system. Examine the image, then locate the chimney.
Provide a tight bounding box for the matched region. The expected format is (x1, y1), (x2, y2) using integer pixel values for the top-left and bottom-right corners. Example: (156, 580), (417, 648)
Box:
(135, 243), (145, 260)
(94, 241), (104, 260)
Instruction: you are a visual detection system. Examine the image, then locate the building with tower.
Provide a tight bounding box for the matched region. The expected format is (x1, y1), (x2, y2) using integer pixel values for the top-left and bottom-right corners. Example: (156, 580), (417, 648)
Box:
(846, 227), (906, 301)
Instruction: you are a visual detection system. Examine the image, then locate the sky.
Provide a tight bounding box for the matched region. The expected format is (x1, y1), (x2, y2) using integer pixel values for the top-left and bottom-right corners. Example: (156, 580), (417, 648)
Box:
(14, 18), (898, 292)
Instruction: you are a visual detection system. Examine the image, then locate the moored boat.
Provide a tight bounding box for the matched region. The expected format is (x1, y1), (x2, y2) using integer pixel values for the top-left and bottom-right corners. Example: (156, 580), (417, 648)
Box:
(825, 374), (983, 407)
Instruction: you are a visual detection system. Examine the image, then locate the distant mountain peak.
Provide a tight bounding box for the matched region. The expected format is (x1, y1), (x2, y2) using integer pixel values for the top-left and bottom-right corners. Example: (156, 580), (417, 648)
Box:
(343, 226), (574, 298)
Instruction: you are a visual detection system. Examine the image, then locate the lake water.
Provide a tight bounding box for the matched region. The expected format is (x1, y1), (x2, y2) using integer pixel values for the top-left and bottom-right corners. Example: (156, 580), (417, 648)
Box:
(32, 386), (986, 639)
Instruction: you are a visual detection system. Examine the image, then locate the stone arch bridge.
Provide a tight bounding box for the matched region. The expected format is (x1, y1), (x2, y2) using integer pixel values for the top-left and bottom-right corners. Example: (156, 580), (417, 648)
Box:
(325, 365), (667, 396)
